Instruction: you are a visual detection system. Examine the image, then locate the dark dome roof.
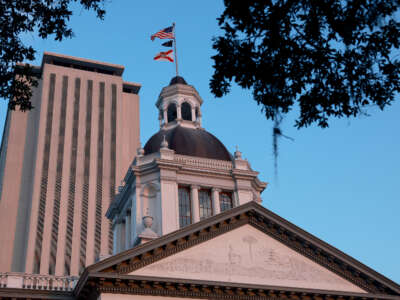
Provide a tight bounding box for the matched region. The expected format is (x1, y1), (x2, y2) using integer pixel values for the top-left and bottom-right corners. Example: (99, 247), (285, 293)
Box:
(144, 126), (232, 161)
(169, 76), (187, 85)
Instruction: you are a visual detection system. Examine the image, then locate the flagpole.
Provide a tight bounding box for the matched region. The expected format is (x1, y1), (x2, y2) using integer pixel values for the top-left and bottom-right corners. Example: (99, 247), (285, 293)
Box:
(173, 22), (179, 77)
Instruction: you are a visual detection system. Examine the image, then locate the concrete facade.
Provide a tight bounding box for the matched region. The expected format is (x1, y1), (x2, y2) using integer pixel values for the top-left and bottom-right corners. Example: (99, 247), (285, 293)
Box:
(0, 52), (141, 276)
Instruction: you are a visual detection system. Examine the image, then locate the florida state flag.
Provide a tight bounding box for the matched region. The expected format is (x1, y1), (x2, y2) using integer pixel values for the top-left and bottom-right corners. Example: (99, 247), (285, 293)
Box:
(154, 49), (174, 62)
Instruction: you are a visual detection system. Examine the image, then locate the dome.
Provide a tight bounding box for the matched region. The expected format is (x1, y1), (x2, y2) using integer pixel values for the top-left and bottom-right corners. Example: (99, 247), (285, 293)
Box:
(144, 126), (232, 161)
(169, 76), (187, 85)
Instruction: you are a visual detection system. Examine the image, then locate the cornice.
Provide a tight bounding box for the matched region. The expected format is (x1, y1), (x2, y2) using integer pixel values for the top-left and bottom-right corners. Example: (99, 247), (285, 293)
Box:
(252, 177), (268, 192)
(178, 166), (233, 178)
(159, 175), (178, 182)
(232, 169), (260, 180)
(78, 274), (400, 300)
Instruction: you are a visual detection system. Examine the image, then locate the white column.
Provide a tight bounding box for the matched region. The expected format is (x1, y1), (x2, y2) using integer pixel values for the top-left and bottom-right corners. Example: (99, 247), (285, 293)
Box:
(191, 107), (196, 122)
(158, 112), (163, 127)
(177, 104), (182, 120)
(198, 111), (202, 126)
(163, 109), (168, 124)
(190, 185), (200, 223)
(212, 188), (221, 215)
(125, 211), (131, 250)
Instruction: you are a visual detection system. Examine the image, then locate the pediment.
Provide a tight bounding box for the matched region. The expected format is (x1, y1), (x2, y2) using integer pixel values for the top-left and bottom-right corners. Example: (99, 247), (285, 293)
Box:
(84, 202), (400, 297)
(129, 224), (365, 293)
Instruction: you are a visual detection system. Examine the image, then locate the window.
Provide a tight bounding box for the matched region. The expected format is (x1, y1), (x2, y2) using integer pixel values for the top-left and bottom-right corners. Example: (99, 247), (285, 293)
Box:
(199, 189), (212, 220)
(178, 186), (191, 228)
(219, 192), (233, 212)
(181, 102), (192, 121)
(167, 103), (177, 122)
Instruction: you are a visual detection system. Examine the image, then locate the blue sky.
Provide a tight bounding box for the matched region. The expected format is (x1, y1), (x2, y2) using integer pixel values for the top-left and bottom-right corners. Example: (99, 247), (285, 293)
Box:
(1, 1), (399, 283)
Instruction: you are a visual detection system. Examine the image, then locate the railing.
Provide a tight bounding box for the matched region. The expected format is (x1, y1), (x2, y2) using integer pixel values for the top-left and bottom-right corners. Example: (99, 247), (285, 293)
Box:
(0, 272), (78, 291)
(174, 154), (233, 170)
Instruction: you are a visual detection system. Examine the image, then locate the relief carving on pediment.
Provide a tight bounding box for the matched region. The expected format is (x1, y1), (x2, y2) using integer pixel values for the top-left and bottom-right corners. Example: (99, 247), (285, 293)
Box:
(130, 225), (366, 293)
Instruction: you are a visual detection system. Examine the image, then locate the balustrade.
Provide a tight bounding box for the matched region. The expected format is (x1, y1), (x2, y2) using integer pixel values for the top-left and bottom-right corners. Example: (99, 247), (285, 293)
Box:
(0, 272), (78, 291)
(174, 154), (233, 170)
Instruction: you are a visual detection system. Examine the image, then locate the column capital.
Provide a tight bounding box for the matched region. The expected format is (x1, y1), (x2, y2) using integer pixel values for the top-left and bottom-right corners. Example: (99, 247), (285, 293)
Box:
(212, 187), (222, 193)
(190, 185), (200, 190)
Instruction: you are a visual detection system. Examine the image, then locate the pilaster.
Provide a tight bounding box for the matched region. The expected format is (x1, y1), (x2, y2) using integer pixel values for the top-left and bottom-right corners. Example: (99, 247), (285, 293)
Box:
(212, 188), (221, 215)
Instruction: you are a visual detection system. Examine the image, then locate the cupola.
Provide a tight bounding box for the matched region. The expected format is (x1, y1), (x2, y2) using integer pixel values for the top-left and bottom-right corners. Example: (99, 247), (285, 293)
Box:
(156, 76), (203, 129)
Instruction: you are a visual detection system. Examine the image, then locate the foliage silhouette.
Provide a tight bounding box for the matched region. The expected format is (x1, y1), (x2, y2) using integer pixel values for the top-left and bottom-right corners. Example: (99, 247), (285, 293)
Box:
(211, 0), (400, 129)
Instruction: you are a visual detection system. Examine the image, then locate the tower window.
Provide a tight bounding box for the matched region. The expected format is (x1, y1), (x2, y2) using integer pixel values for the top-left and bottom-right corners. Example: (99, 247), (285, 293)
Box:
(181, 102), (192, 121)
(199, 189), (212, 220)
(219, 192), (233, 212)
(178, 186), (191, 228)
(167, 103), (177, 122)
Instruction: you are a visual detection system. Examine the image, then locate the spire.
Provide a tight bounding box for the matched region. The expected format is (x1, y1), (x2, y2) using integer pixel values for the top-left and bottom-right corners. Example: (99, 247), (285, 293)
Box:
(234, 145), (242, 159)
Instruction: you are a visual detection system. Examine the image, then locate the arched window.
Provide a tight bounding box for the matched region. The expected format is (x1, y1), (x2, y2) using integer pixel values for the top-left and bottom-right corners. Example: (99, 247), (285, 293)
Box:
(178, 186), (191, 228)
(199, 189), (212, 220)
(219, 192), (233, 212)
(167, 103), (177, 123)
(181, 102), (192, 121)
(195, 107), (199, 120)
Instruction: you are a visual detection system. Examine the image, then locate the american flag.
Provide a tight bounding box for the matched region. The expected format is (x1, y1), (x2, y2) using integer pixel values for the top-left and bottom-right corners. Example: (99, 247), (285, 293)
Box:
(151, 26), (174, 41)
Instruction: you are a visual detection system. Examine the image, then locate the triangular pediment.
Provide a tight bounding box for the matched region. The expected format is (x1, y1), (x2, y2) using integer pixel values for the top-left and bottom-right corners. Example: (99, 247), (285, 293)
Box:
(129, 224), (365, 293)
(83, 202), (400, 298)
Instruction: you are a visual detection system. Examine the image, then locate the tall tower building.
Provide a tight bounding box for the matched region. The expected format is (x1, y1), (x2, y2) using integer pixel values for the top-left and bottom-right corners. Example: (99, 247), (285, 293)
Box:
(0, 52), (141, 276)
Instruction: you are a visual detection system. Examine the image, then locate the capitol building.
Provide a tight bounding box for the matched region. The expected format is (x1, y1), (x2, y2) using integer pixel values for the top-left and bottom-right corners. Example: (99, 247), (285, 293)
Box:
(0, 53), (399, 300)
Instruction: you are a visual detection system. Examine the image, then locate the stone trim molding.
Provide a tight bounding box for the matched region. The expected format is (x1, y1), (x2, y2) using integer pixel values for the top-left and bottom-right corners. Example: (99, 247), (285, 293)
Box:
(0, 288), (74, 300)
